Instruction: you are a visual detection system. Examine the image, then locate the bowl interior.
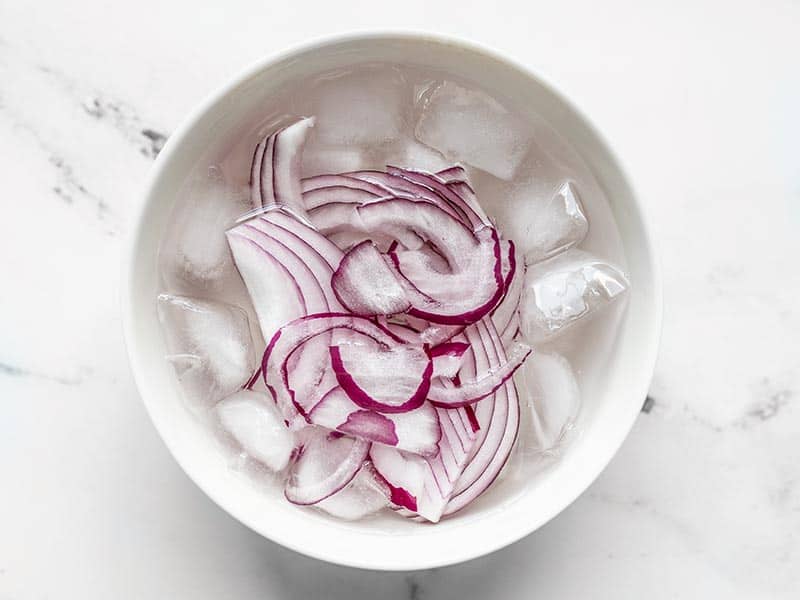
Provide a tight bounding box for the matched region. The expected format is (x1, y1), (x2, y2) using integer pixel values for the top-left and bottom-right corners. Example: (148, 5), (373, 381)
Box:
(124, 33), (661, 571)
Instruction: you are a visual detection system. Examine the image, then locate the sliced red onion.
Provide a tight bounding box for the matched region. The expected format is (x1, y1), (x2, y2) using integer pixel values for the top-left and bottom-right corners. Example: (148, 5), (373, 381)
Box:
(500, 311), (521, 348)
(331, 241), (411, 316)
(262, 314), (404, 426)
(371, 404), (478, 522)
(386, 166), (488, 229)
(309, 387), (441, 456)
(428, 339), (529, 407)
(359, 199), (504, 324)
(251, 118), (314, 215)
(225, 233), (306, 355)
(430, 341), (470, 379)
(227, 147), (537, 520)
(301, 173), (388, 196)
(329, 342), (432, 414)
(435, 165), (468, 183)
(302, 185), (381, 210)
(284, 428), (370, 505)
(377, 315), (464, 346)
(307, 201), (426, 251)
(463, 404), (480, 433)
(246, 217), (342, 311)
(231, 223), (334, 417)
(445, 319), (520, 515)
(258, 208), (343, 269)
(492, 240), (523, 335)
(346, 169), (468, 224)
(369, 445), (426, 512)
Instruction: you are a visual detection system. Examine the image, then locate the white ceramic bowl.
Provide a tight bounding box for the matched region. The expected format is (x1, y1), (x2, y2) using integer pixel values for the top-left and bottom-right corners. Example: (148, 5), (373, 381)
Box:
(123, 32), (661, 571)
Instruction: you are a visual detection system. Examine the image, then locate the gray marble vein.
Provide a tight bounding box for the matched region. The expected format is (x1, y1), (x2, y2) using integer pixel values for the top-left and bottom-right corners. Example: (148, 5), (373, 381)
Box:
(0, 361), (89, 385)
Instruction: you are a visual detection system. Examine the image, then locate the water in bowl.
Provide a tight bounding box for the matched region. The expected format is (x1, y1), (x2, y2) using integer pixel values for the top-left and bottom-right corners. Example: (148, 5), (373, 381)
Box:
(155, 62), (629, 523)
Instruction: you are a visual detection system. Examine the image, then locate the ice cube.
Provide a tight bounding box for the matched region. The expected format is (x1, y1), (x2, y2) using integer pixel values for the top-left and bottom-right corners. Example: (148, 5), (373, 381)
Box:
(315, 465), (389, 520)
(415, 81), (531, 180)
(519, 250), (629, 343)
(311, 68), (410, 148)
(522, 181), (588, 263)
(160, 168), (250, 290)
(157, 294), (255, 407)
(516, 352), (581, 452)
(382, 137), (453, 173)
(216, 390), (295, 471)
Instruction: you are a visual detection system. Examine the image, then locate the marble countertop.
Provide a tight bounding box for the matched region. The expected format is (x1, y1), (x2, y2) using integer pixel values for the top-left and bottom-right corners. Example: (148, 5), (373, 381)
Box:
(2, 1), (798, 597)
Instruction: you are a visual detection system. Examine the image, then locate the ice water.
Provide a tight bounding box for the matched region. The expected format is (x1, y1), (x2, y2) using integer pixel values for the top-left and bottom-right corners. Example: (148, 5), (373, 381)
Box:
(156, 62), (629, 516)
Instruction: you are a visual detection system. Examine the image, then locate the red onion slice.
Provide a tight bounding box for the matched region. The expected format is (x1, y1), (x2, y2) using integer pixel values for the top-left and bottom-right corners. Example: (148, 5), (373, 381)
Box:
(262, 313), (405, 424)
(330, 342), (432, 414)
(309, 387), (441, 456)
(259, 208), (343, 269)
(430, 341), (470, 379)
(428, 340), (530, 407)
(251, 118), (314, 215)
(307, 202), (425, 251)
(346, 169), (468, 224)
(284, 429), (370, 505)
(302, 185), (381, 210)
(371, 404), (478, 522)
(386, 166), (488, 229)
(331, 241), (411, 316)
(445, 319), (521, 515)
(301, 173), (387, 196)
(226, 233), (306, 342)
(231, 224), (333, 415)
(492, 240), (523, 335)
(358, 199), (504, 324)
(377, 316), (464, 346)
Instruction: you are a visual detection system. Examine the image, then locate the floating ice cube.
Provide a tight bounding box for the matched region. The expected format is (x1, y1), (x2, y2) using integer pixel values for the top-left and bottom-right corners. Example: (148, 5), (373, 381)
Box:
(311, 68), (410, 147)
(315, 465), (389, 520)
(216, 390), (295, 471)
(517, 352), (580, 452)
(157, 294), (255, 407)
(520, 250), (629, 343)
(522, 182), (588, 263)
(382, 137), (453, 173)
(415, 81), (531, 180)
(160, 168), (249, 289)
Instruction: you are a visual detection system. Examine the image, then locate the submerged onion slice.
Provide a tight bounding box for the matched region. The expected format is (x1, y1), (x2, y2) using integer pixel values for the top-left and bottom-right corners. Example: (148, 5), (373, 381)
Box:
(226, 233), (306, 346)
(358, 199), (504, 324)
(331, 241), (411, 316)
(444, 318), (520, 515)
(330, 342), (432, 414)
(262, 313), (404, 421)
(428, 340), (531, 407)
(492, 240), (523, 335)
(430, 341), (470, 379)
(386, 166), (489, 229)
(371, 404), (479, 522)
(309, 387), (441, 456)
(285, 428), (370, 505)
(370, 445), (426, 512)
(251, 118), (314, 215)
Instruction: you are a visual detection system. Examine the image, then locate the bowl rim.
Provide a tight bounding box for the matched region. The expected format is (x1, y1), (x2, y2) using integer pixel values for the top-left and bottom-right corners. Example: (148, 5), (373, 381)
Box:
(122, 29), (663, 571)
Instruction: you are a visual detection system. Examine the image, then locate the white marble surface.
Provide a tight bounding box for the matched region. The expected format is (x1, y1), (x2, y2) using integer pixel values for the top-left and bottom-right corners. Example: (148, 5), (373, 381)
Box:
(1, 0), (799, 597)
